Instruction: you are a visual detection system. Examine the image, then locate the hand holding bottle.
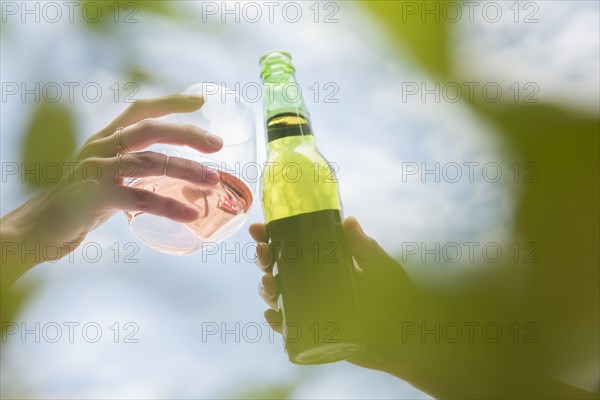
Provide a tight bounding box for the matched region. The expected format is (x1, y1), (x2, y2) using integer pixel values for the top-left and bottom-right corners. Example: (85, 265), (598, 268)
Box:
(249, 217), (424, 377)
(251, 218), (597, 398)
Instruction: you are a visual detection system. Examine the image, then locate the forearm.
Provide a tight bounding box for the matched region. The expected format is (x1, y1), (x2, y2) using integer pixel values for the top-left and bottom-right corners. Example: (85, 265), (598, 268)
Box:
(380, 289), (597, 400)
(1, 209), (41, 292)
(402, 364), (598, 399)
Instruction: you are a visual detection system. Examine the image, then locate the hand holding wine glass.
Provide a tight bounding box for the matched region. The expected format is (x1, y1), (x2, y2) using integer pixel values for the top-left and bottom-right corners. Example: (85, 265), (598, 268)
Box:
(124, 83), (257, 255)
(0, 94), (223, 291)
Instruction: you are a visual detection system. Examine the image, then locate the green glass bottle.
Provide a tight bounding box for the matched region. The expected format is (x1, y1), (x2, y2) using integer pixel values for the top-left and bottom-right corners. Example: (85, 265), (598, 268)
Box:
(259, 50), (364, 365)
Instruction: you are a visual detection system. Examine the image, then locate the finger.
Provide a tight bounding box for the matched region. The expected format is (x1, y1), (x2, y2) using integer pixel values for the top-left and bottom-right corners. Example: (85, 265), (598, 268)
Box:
(258, 273), (278, 309)
(111, 152), (219, 185)
(249, 223), (268, 242)
(255, 242), (273, 272)
(103, 94), (206, 136)
(111, 185), (199, 223)
(92, 119), (223, 158)
(264, 309), (283, 334)
(343, 216), (402, 272)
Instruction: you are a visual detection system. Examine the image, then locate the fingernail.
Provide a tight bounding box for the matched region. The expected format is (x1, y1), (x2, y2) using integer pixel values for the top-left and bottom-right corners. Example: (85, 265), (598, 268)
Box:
(262, 276), (274, 293)
(205, 168), (220, 184)
(186, 95), (204, 103)
(183, 206), (199, 219)
(204, 163), (219, 175)
(207, 133), (223, 147)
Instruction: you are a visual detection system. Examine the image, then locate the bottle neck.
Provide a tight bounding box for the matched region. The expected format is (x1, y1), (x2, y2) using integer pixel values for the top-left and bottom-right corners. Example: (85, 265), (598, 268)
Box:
(262, 72), (313, 143)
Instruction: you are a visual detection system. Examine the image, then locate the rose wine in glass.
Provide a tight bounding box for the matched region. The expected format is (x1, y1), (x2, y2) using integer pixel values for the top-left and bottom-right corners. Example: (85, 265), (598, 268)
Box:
(125, 169), (253, 255)
(124, 83), (257, 255)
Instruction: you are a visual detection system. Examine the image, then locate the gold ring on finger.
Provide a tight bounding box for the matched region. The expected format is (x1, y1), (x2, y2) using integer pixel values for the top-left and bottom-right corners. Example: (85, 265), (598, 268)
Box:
(113, 127), (130, 155)
(163, 156), (170, 176)
(116, 153), (124, 178)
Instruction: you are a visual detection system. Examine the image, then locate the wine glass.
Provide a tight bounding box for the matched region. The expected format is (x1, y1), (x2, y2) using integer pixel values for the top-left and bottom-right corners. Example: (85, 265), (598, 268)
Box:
(124, 83), (258, 255)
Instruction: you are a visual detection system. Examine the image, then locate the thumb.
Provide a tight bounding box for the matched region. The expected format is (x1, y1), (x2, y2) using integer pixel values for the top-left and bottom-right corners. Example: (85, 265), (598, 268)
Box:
(343, 216), (402, 272)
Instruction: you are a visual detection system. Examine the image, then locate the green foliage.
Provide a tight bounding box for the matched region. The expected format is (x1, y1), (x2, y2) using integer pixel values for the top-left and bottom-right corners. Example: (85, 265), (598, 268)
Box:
(78, 0), (182, 30)
(125, 65), (157, 85)
(229, 380), (297, 400)
(1, 281), (38, 336)
(473, 101), (599, 262)
(364, 1), (599, 381)
(20, 102), (77, 188)
(364, 1), (449, 78)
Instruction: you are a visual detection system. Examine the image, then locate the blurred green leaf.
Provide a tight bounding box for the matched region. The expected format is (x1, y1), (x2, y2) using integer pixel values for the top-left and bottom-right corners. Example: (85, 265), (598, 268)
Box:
(21, 102), (76, 188)
(126, 65), (157, 85)
(230, 382), (296, 400)
(472, 102), (599, 242)
(135, 0), (178, 17)
(364, 0), (599, 352)
(1, 280), (39, 336)
(364, 1), (449, 77)
(364, 0), (600, 243)
(78, 0), (187, 31)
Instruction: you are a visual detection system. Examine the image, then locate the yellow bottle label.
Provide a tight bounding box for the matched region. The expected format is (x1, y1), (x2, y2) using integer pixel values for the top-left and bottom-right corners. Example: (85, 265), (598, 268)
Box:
(262, 135), (341, 223)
